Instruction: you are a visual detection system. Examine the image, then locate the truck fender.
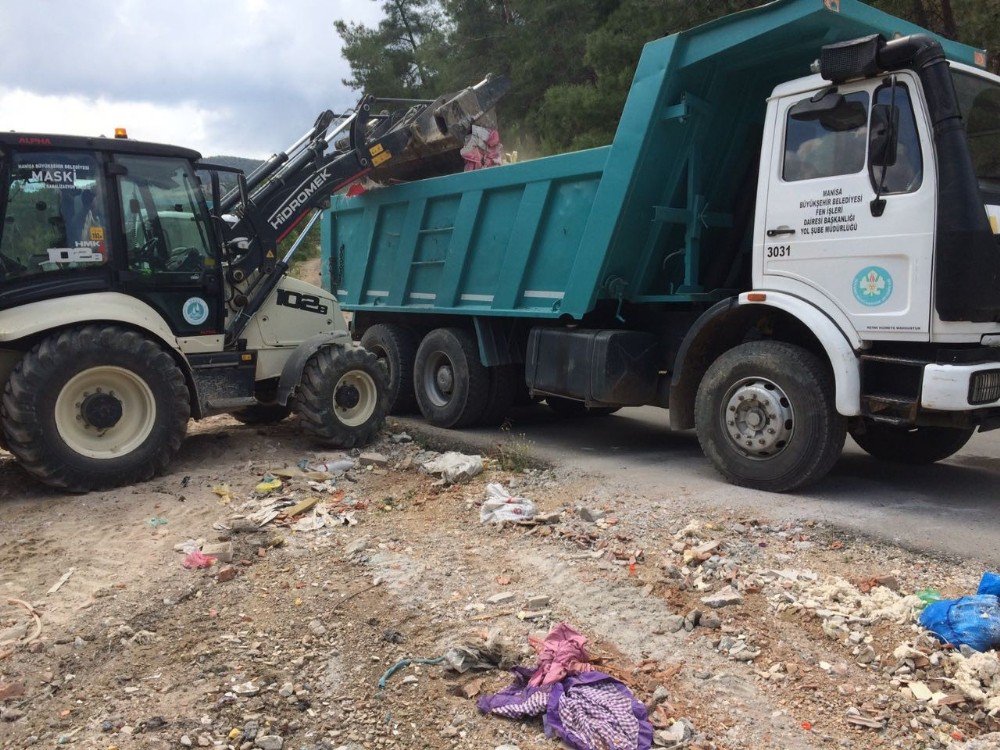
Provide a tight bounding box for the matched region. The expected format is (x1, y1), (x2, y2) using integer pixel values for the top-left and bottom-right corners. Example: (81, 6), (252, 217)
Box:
(275, 332), (353, 406)
(669, 293), (862, 428)
(0, 292), (182, 351)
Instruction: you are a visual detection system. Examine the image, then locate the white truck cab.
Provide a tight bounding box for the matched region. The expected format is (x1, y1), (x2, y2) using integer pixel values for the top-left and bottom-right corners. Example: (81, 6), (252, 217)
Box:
(750, 45), (1000, 423)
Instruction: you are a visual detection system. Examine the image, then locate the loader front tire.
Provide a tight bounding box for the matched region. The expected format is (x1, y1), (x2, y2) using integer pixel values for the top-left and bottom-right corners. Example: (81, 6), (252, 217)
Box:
(294, 345), (388, 448)
(360, 323), (419, 414)
(1, 325), (190, 492)
(695, 341), (845, 492)
(414, 328), (490, 428)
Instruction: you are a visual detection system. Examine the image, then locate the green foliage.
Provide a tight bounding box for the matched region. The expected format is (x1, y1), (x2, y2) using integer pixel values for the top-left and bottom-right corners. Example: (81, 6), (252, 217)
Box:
(336, 0), (1000, 155)
(334, 0), (447, 98)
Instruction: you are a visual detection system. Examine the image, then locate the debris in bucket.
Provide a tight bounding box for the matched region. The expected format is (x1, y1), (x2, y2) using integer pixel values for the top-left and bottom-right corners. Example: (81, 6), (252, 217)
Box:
(478, 622), (653, 750)
(422, 451), (484, 484)
(480, 483), (536, 523)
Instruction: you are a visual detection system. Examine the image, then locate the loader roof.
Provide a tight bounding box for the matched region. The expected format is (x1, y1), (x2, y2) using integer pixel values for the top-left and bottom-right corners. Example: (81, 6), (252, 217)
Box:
(0, 132), (201, 160)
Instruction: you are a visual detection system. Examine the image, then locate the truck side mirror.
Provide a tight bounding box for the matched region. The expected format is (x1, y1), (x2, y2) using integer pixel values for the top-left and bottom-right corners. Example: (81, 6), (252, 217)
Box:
(869, 103), (900, 168)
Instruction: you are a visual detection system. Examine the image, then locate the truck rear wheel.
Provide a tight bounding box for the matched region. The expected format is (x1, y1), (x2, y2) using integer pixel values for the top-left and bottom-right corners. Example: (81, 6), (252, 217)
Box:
(361, 323), (419, 414)
(479, 364), (521, 426)
(695, 341), (845, 492)
(414, 327), (490, 428)
(294, 345), (388, 448)
(1, 325), (190, 492)
(850, 422), (974, 465)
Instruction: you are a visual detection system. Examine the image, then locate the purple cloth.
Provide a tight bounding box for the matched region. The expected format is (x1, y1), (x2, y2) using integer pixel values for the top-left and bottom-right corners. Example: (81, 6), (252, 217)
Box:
(478, 668), (652, 750)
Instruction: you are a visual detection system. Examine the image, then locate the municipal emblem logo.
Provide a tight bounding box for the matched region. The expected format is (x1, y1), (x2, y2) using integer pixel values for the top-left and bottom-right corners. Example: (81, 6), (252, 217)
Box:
(182, 297), (210, 325)
(853, 266), (893, 307)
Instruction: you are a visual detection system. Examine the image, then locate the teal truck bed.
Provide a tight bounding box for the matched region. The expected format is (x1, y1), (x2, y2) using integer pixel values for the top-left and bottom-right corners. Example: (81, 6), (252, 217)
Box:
(322, 0), (978, 320)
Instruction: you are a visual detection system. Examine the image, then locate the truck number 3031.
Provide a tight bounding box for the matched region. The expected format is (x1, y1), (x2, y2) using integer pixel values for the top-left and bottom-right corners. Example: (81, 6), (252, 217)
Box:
(766, 245), (791, 258)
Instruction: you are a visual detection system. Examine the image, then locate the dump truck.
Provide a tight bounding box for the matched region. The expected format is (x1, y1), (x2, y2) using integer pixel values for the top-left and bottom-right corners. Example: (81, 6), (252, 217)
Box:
(322, 0), (1000, 491)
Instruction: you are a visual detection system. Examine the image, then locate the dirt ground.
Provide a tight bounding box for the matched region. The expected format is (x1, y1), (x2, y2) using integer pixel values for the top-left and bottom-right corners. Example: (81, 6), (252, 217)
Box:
(2, 413), (999, 750)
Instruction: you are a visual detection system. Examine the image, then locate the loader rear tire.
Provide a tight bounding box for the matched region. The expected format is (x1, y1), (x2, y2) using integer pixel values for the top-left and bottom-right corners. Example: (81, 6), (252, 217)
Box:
(850, 422), (974, 465)
(230, 404), (291, 425)
(1, 325), (190, 492)
(361, 323), (419, 414)
(294, 345), (388, 448)
(414, 327), (490, 428)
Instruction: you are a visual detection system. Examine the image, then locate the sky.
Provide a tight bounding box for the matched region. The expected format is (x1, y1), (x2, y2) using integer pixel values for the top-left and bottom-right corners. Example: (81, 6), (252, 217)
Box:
(0, 0), (383, 158)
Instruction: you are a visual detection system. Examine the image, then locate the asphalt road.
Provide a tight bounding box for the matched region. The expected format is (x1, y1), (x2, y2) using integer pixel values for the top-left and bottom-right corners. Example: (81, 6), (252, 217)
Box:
(400, 405), (1000, 566)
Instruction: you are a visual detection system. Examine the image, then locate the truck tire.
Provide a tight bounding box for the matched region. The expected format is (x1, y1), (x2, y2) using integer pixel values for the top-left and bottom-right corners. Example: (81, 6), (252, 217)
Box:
(695, 341), (846, 492)
(294, 345), (388, 448)
(361, 323), (419, 414)
(479, 364), (521, 426)
(546, 397), (621, 418)
(414, 327), (490, 428)
(1, 325), (190, 492)
(850, 422), (974, 465)
(231, 404), (292, 425)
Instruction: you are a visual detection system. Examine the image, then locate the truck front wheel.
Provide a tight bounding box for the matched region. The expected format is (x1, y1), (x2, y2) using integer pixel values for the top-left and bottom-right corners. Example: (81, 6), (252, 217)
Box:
(850, 422), (974, 465)
(695, 341), (846, 492)
(294, 345), (388, 448)
(1, 325), (190, 492)
(414, 328), (490, 428)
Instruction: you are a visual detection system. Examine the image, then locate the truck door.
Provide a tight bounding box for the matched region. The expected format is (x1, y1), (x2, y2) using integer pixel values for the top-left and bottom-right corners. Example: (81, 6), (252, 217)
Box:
(113, 154), (225, 336)
(759, 74), (935, 341)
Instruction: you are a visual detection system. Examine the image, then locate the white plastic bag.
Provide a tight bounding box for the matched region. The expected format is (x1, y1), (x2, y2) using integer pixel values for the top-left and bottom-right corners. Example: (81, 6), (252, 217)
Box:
(480, 483), (536, 523)
(422, 451), (484, 484)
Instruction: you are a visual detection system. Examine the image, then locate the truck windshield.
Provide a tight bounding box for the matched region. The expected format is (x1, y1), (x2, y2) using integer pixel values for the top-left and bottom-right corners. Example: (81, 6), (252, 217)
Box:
(952, 70), (1000, 197)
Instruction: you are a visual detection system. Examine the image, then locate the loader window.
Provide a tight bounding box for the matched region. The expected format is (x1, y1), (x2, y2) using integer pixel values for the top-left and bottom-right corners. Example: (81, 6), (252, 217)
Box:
(0, 150), (110, 281)
(115, 155), (215, 275)
(783, 91), (869, 182)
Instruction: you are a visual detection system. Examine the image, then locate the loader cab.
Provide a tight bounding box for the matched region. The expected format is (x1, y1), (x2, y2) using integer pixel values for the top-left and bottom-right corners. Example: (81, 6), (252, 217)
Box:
(0, 133), (225, 335)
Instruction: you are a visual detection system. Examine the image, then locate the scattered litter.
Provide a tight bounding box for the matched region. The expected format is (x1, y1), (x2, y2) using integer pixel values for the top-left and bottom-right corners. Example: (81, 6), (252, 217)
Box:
(284, 496), (321, 517)
(920, 573), (1000, 652)
(377, 656), (446, 690)
(917, 588), (943, 606)
(147, 516), (168, 528)
(480, 483), (536, 523)
(442, 629), (518, 673)
(211, 484), (233, 502)
(479, 622), (652, 750)
(201, 541), (233, 563)
(182, 550), (216, 570)
(391, 432), (413, 443)
(423, 451), (484, 484)
(302, 456), (356, 473)
(255, 475), (282, 494)
(46, 568), (75, 595)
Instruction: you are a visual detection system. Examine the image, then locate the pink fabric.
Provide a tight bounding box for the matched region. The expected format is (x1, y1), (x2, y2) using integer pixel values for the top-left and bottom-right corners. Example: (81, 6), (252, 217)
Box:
(527, 622), (594, 687)
(182, 550), (216, 569)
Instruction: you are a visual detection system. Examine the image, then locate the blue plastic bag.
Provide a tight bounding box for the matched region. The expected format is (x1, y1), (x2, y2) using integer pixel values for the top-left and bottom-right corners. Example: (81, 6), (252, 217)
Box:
(978, 572), (1000, 597)
(919, 594), (1000, 652)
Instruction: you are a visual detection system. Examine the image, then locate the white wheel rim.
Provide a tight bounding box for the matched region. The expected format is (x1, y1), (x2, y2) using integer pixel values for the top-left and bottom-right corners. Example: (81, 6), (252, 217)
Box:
(333, 370), (378, 428)
(54, 366), (157, 459)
